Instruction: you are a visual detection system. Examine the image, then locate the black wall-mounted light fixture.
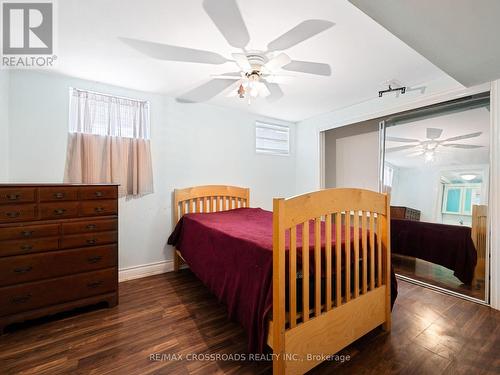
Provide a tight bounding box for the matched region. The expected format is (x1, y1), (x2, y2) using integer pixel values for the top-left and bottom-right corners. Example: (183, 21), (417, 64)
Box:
(378, 85), (407, 98)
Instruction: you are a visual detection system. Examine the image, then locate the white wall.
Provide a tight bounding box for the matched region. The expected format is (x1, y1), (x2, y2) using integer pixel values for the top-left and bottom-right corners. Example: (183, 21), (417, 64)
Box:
(391, 166), (441, 222)
(335, 131), (379, 190)
(0, 71), (9, 182)
(7, 71), (297, 270)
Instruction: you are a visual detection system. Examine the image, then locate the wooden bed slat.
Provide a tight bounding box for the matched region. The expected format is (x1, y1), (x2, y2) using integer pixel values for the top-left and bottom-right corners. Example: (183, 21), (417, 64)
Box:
(314, 217), (321, 317)
(325, 214), (332, 311)
(302, 220), (310, 323)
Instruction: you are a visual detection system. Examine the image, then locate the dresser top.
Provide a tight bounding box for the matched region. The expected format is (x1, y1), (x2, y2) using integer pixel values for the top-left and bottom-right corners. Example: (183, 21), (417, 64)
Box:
(0, 184), (120, 187)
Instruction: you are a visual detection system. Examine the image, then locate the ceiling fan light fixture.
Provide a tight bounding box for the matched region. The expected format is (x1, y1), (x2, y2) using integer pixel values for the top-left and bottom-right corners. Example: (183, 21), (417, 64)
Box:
(424, 151), (435, 162)
(426, 142), (438, 150)
(460, 174), (476, 181)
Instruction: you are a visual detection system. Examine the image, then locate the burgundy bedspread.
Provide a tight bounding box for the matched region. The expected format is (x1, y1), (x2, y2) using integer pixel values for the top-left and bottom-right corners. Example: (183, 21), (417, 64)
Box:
(391, 218), (477, 284)
(168, 208), (398, 353)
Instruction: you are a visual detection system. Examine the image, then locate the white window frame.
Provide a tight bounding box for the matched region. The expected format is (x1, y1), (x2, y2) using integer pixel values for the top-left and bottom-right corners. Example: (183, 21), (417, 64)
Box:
(255, 121), (290, 156)
(442, 183), (481, 215)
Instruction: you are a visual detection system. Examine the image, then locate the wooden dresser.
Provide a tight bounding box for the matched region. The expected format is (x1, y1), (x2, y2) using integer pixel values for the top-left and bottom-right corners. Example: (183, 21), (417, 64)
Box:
(0, 184), (118, 333)
(390, 206), (421, 221)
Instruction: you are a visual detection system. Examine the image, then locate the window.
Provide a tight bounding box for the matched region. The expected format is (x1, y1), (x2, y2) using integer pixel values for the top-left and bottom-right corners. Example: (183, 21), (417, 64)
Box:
(442, 184), (481, 215)
(68, 88), (150, 139)
(255, 121), (289, 156)
(65, 88), (153, 198)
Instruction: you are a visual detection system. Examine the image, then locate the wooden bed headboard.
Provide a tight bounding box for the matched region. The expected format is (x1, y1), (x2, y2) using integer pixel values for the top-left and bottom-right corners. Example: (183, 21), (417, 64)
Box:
(173, 185), (250, 223)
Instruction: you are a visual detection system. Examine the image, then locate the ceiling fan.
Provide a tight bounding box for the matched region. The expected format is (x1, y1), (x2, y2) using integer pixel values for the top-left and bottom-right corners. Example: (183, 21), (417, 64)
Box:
(120, 0), (334, 103)
(386, 128), (483, 162)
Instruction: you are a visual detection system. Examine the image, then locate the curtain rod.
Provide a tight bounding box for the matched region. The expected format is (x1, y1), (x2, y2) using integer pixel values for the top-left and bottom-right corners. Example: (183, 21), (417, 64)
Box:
(70, 87), (150, 105)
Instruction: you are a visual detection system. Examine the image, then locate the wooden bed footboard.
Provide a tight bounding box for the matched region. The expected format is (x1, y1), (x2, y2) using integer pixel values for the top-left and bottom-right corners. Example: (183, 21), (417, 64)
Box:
(173, 185), (250, 270)
(271, 188), (391, 374)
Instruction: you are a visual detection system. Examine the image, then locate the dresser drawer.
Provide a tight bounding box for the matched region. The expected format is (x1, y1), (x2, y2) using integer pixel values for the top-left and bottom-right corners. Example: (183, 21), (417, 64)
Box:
(80, 200), (118, 217)
(0, 237), (59, 257)
(0, 188), (36, 205)
(0, 204), (37, 223)
(62, 219), (118, 235)
(60, 231), (117, 249)
(79, 186), (117, 200)
(0, 224), (59, 241)
(39, 187), (78, 202)
(39, 202), (79, 220)
(0, 268), (117, 316)
(0, 245), (117, 286)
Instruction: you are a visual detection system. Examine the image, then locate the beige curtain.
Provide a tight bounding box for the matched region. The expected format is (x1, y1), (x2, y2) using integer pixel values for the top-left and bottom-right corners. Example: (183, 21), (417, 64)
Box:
(64, 88), (153, 198)
(64, 133), (153, 197)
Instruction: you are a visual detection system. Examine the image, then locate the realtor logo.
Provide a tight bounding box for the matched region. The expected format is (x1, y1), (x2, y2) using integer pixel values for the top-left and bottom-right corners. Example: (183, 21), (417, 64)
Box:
(1, 0), (56, 68)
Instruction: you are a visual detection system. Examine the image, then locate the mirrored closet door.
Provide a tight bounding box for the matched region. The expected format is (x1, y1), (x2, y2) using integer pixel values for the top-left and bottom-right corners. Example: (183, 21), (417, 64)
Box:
(380, 93), (490, 303)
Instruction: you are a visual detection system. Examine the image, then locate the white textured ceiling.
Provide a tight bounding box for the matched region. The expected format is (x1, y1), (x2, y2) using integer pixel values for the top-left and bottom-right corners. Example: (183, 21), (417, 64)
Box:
(349, 0), (500, 87)
(54, 0), (449, 122)
(385, 107), (490, 169)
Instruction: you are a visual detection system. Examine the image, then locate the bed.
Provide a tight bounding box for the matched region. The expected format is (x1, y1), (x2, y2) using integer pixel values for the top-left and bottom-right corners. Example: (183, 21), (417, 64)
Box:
(391, 215), (481, 285)
(168, 185), (393, 374)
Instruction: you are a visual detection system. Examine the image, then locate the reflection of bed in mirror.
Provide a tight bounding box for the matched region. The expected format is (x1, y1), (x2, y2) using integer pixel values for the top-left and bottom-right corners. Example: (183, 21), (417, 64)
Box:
(391, 204), (486, 287)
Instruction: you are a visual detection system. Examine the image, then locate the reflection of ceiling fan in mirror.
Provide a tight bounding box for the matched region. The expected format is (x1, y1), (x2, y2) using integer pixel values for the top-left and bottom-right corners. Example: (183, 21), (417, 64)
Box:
(120, 0), (334, 104)
(386, 128), (483, 162)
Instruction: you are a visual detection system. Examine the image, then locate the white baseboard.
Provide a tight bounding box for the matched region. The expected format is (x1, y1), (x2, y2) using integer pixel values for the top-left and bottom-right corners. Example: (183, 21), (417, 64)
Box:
(119, 260), (174, 282)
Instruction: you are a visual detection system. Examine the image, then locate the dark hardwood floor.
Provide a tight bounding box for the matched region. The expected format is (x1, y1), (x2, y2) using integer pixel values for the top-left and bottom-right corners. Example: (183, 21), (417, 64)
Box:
(393, 254), (485, 300)
(0, 270), (498, 374)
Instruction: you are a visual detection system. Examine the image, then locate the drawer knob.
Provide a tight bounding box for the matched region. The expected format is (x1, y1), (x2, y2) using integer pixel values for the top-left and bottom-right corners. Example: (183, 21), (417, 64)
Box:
(86, 224), (97, 230)
(87, 281), (103, 289)
(86, 239), (97, 245)
(6, 211), (20, 218)
(53, 208), (67, 216)
(95, 191), (104, 197)
(11, 293), (32, 304)
(21, 244), (33, 251)
(94, 207), (105, 213)
(54, 192), (66, 199)
(7, 193), (20, 201)
(14, 266), (32, 274)
(21, 230), (34, 238)
(87, 255), (103, 264)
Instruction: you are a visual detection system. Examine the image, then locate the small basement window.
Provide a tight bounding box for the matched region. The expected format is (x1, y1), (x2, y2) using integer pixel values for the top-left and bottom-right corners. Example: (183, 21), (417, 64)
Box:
(255, 121), (289, 156)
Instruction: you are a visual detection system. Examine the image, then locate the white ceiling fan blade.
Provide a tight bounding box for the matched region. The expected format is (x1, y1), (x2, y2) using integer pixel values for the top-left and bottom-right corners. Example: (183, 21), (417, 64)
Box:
(120, 37), (228, 64)
(264, 75), (293, 84)
(267, 20), (335, 51)
(386, 145), (419, 153)
(282, 60), (331, 76)
(385, 136), (420, 143)
(210, 72), (243, 79)
(203, 0), (250, 49)
(257, 82), (271, 98)
(264, 53), (292, 73)
(265, 82), (284, 102)
(442, 144), (484, 149)
(443, 132), (482, 142)
(426, 128), (443, 140)
(176, 78), (239, 103)
(232, 53), (252, 72)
